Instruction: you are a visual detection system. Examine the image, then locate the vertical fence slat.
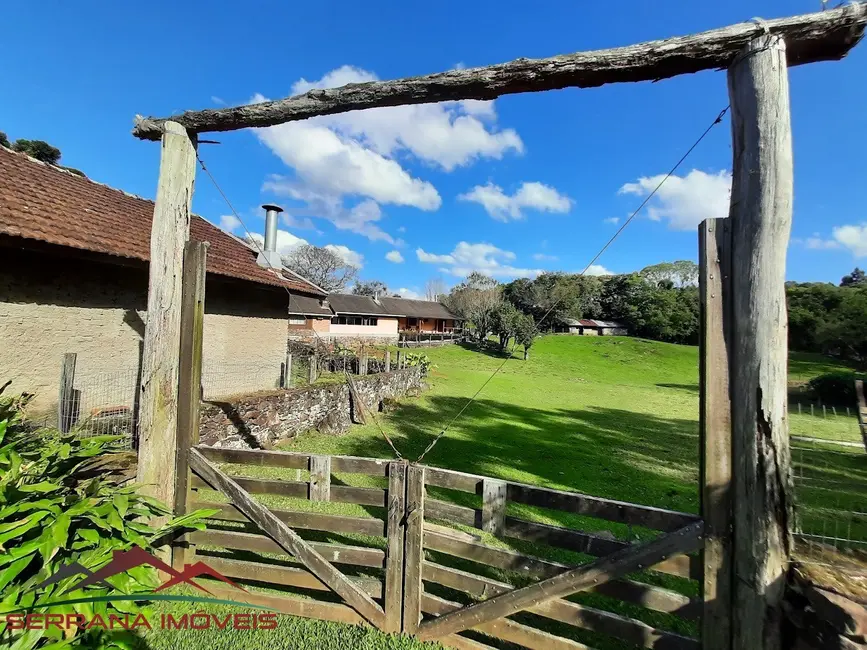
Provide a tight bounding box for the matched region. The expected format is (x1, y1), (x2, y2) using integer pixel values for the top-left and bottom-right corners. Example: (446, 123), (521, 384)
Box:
(172, 240), (208, 570)
(385, 350), (391, 373)
(482, 479), (507, 536)
(403, 464), (425, 635)
(310, 455), (331, 502)
(698, 218), (733, 650)
(385, 461), (408, 633)
(283, 351), (292, 388)
(58, 352), (77, 433)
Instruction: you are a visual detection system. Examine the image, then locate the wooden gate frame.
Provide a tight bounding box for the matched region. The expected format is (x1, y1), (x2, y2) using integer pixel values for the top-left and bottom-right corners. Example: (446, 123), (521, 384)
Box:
(135, 8), (867, 648)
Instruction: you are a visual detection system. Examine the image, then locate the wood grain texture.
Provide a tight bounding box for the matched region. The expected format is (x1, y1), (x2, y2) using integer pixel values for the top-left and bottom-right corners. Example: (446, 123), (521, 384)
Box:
(423, 562), (699, 650)
(422, 593), (591, 650)
(202, 555), (383, 597)
(384, 461), (407, 633)
(172, 241), (208, 570)
(194, 501), (386, 536)
(57, 352), (77, 433)
(416, 521), (704, 640)
(137, 121), (197, 506)
(133, 5), (867, 140)
(698, 218), (734, 649)
(727, 35), (795, 650)
(403, 464), (425, 634)
(190, 529), (386, 568)
(310, 455), (331, 502)
(188, 448), (385, 627)
(481, 479), (507, 536)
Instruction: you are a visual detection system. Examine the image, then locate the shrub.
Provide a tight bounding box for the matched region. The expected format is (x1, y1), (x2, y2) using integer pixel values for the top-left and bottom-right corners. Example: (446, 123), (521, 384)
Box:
(0, 384), (213, 649)
(404, 352), (435, 373)
(806, 372), (865, 406)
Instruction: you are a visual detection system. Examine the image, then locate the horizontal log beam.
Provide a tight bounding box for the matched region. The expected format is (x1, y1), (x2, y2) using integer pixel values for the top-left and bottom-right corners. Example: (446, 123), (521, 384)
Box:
(133, 4), (866, 140)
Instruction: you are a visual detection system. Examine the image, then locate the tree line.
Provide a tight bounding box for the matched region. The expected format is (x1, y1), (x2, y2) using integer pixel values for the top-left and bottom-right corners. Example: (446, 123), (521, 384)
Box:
(439, 262), (867, 366)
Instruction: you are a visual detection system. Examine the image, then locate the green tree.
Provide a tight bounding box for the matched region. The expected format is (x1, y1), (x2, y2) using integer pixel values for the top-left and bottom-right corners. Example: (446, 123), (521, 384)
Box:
(491, 301), (521, 351)
(841, 267), (866, 287)
(444, 272), (501, 342)
(12, 138), (62, 164)
(515, 313), (539, 360)
(0, 131), (9, 148)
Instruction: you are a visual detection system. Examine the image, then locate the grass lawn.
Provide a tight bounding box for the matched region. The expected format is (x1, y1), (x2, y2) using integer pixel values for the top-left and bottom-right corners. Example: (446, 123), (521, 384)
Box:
(148, 336), (865, 649)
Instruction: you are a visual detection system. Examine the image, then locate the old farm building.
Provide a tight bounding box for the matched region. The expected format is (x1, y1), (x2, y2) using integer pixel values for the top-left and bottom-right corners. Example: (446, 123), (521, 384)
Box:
(0, 147), (326, 416)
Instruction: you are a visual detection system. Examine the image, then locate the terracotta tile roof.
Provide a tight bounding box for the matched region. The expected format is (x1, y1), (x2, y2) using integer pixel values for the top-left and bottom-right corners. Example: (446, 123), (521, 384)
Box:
(0, 147), (324, 296)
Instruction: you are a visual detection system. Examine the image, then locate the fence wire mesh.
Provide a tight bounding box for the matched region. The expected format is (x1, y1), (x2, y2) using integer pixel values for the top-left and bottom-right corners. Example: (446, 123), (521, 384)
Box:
(789, 399), (867, 570)
(58, 368), (139, 446)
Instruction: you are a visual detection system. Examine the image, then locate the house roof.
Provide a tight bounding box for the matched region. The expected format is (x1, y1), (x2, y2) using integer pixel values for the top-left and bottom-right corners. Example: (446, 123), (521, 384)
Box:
(287, 293), (332, 316)
(326, 294), (402, 316)
(378, 297), (459, 320)
(0, 147), (324, 296)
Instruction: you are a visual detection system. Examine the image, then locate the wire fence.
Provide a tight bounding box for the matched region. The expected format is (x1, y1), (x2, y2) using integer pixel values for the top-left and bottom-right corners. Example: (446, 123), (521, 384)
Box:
(57, 367), (139, 447)
(789, 398), (867, 571)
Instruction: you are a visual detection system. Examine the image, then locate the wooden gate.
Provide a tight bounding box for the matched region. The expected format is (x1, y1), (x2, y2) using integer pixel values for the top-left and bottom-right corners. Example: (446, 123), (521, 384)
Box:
(177, 445), (705, 649)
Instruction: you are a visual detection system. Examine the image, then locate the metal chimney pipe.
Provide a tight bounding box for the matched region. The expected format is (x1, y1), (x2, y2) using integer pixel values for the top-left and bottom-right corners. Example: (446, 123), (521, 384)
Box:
(257, 204), (284, 269)
(262, 204), (283, 252)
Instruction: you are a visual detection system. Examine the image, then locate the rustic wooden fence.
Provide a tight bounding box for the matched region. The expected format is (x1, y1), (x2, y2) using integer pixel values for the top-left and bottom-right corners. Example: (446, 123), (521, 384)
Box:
(176, 445), (704, 649)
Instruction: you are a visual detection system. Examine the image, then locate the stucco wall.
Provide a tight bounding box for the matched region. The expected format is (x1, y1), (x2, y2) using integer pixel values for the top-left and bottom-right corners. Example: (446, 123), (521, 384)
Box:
(327, 317), (398, 338)
(0, 249), (291, 420)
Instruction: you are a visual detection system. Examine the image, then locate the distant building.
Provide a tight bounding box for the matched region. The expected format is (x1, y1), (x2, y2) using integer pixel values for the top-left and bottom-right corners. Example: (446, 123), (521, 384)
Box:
(552, 318), (628, 336)
(287, 294), (462, 343)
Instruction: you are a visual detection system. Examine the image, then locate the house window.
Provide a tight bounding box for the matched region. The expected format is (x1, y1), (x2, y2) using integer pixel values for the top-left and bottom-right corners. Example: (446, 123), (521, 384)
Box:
(407, 317), (418, 328)
(288, 316), (307, 325)
(331, 316), (378, 326)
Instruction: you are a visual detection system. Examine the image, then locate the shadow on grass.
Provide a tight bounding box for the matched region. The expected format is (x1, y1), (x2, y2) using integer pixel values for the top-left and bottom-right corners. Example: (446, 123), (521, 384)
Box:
(656, 383), (699, 393)
(335, 395), (702, 517)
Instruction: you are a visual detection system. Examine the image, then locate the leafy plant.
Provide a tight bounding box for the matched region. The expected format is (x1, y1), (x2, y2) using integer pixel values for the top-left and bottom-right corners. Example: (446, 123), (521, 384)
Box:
(403, 353), (434, 373)
(0, 384), (214, 649)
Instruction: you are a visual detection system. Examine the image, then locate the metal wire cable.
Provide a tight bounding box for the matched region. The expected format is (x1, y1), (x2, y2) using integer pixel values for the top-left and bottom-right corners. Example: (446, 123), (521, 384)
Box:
(415, 105), (730, 463)
(195, 152), (404, 459)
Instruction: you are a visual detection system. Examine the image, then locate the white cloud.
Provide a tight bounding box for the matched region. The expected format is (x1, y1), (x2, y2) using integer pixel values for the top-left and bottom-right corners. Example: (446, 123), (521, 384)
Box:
(281, 213), (318, 231)
(248, 230), (308, 256)
(832, 224), (867, 257)
(254, 65), (523, 242)
(585, 264), (613, 276)
(219, 214), (242, 232)
(385, 250), (404, 263)
(211, 95), (226, 105)
(398, 287), (422, 299)
(459, 182), (572, 221)
(603, 217), (620, 225)
(397, 226), (407, 233)
(619, 169), (731, 231)
(325, 244), (364, 268)
(533, 253), (558, 261)
(417, 242), (542, 279)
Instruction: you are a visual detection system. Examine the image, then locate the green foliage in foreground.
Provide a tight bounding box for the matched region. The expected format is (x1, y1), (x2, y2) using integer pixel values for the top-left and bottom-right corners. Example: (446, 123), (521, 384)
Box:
(0, 387), (213, 650)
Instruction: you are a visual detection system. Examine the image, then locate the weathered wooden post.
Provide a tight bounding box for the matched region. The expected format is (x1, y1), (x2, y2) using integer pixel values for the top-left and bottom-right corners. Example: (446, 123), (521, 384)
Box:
(384, 461), (407, 633)
(308, 354), (317, 383)
(698, 218), (733, 650)
(282, 351), (292, 388)
(403, 464), (425, 634)
(727, 34), (794, 650)
(172, 240), (208, 569)
(385, 349), (391, 372)
(137, 121), (197, 502)
(58, 352), (77, 433)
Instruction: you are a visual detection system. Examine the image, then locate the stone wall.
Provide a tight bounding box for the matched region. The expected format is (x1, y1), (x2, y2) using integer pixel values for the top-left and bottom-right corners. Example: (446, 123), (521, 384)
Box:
(199, 367), (426, 449)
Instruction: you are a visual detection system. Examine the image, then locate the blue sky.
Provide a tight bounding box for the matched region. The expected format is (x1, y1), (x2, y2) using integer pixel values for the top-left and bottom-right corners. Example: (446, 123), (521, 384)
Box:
(3, 0), (864, 296)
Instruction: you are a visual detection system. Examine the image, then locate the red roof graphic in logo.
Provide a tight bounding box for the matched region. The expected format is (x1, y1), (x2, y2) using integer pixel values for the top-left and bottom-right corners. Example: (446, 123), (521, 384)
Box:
(46, 546), (246, 596)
